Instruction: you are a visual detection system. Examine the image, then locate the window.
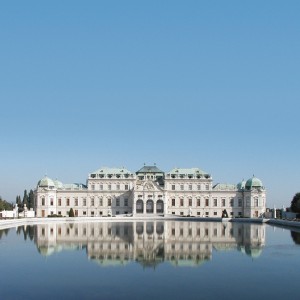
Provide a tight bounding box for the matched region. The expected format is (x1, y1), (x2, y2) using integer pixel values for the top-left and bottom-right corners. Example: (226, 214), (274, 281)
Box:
(189, 185), (192, 191)
(108, 184), (111, 190)
(83, 198), (86, 206)
(214, 211), (217, 216)
(205, 198), (209, 206)
(91, 184), (95, 190)
(58, 198), (61, 206)
(125, 185), (129, 190)
(117, 184), (120, 190)
(99, 198), (103, 206)
(172, 212), (175, 215)
(246, 197), (250, 207)
(75, 198), (78, 206)
(222, 199), (226, 207)
(230, 198), (234, 207)
(172, 199), (175, 206)
(197, 212), (200, 216)
(108, 198), (112, 206)
(83, 211), (87, 215)
(91, 199), (94, 206)
(67, 198), (70, 206)
(197, 199), (200, 206)
(41, 197), (45, 206)
(58, 211), (61, 215)
(91, 211), (94, 216)
(172, 228), (175, 235)
(238, 212), (242, 216)
(124, 198), (128, 206)
(197, 185), (201, 191)
(116, 198), (120, 206)
(206, 184), (209, 191)
(214, 199), (217, 206)
(180, 198), (184, 207)
(180, 212), (184, 216)
(254, 198), (259, 206)
(172, 185), (175, 190)
(205, 212), (209, 217)
(189, 198), (192, 206)
(99, 184), (103, 190)
(180, 185), (184, 191)
(116, 211), (119, 215)
(238, 199), (242, 207)
(50, 198), (53, 206)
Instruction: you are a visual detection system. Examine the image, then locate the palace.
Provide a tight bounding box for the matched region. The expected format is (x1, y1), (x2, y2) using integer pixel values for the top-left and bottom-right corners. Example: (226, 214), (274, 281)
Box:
(34, 165), (266, 218)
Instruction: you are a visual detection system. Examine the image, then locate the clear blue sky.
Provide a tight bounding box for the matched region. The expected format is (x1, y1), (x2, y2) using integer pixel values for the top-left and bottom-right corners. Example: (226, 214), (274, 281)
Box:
(0, 0), (299, 208)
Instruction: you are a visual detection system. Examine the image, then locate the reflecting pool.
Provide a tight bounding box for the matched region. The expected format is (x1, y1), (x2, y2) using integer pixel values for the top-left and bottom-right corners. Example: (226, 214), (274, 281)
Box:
(1, 221), (300, 300)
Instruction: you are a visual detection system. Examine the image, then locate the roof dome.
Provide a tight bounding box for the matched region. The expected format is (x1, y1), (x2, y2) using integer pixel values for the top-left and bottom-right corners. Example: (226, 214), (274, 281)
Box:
(237, 180), (246, 190)
(54, 179), (63, 189)
(37, 176), (55, 188)
(245, 176), (263, 190)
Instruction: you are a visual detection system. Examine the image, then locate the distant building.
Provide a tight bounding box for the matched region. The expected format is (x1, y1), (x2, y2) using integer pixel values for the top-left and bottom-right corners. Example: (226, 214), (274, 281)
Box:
(34, 165), (266, 218)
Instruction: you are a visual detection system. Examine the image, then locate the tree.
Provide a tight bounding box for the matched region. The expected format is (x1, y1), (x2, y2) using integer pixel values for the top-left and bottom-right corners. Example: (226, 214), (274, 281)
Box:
(291, 193), (300, 213)
(22, 190), (28, 208)
(16, 195), (22, 207)
(0, 196), (13, 211)
(28, 190), (34, 209)
(69, 208), (75, 217)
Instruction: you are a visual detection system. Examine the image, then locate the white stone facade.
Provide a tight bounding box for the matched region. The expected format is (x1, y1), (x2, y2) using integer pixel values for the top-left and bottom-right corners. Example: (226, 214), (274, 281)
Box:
(34, 166), (266, 218)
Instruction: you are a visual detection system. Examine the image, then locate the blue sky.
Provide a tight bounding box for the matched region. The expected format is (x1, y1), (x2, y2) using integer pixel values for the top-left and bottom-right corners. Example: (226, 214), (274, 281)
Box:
(0, 0), (299, 207)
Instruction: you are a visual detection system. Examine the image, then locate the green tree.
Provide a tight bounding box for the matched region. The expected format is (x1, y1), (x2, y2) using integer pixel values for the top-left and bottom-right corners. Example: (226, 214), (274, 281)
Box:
(28, 190), (34, 209)
(0, 196), (13, 211)
(69, 208), (75, 217)
(16, 195), (22, 207)
(290, 193), (300, 213)
(22, 190), (28, 207)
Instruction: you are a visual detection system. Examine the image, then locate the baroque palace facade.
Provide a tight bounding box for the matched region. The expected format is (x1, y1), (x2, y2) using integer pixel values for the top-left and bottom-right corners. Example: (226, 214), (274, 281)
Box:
(34, 165), (266, 218)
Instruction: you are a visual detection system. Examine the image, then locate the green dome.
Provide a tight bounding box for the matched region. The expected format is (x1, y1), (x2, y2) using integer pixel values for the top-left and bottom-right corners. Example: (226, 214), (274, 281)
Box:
(237, 180), (246, 190)
(245, 176), (263, 190)
(37, 176), (55, 188)
(54, 179), (63, 188)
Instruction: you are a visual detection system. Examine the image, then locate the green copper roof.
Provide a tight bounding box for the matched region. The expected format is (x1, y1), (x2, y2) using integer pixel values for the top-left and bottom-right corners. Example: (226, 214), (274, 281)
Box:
(136, 165), (164, 174)
(167, 168), (208, 175)
(245, 176), (264, 190)
(91, 167), (133, 175)
(37, 176), (55, 188)
(213, 183), (237, 191)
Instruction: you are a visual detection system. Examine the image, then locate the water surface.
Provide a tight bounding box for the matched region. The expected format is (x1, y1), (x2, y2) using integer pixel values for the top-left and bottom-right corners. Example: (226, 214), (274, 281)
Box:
(0, 221), (300, 300)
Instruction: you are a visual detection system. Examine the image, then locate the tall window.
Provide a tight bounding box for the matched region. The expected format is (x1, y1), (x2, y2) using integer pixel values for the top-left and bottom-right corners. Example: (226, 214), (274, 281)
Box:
(117, 184), (120, 190)
(50, 198), (53, 206)
(124, 198), (128, 206)
(99, 198), (103, 206)
(125, 184), (129, 190)
(108, 198), (112, 206)
(189, 198), (192, 206)
(41, 197), (45, 206)
(91, 199), (94, 206)
(197, 198), (201, 206)
(230, 198), (234, 207)
(189, 185), (192, 191)
(206, 184), (209, 191)
(172, 199), (175, 206)
(205, 198), (209, 206)
(99, 184), (103, 190)
(214, 199), (217, 206)
(67, 198), (70, 206)
(172, 185), (175, 190)
(222, 199), (226, 206)
(91, 184), (95, 190)
(238, 199), (242, 207)
(58, 198), (61, 206)
(180, 185), (184, 191)
(75, 198), (78, 206)
(197, 185), (201, 191)
(254, 198), (259, 206)
(116, 198), (120, 206)
(180, 198), (184, 206)
(83, 198), (86, 206)
(108, 184), (111, 191)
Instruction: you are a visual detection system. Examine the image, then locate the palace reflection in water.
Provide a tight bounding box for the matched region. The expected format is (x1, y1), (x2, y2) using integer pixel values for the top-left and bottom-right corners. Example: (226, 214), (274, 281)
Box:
(33, 221), (265, 267)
